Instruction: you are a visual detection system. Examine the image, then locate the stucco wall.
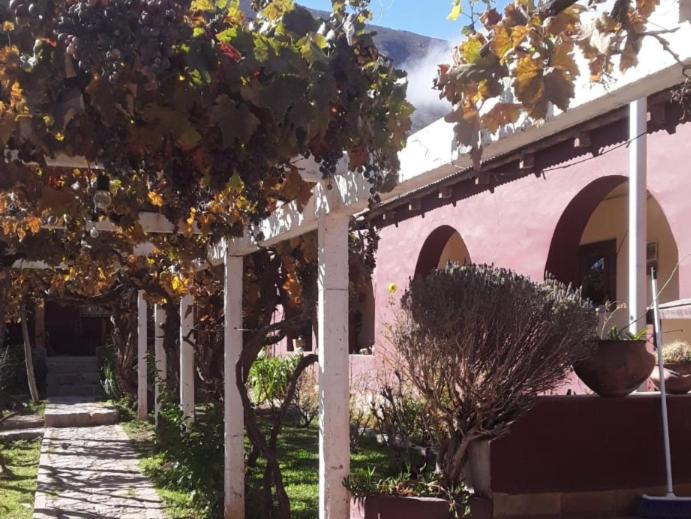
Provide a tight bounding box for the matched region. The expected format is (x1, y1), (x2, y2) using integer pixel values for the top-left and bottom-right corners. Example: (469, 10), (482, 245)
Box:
(370, 121), (691, 389)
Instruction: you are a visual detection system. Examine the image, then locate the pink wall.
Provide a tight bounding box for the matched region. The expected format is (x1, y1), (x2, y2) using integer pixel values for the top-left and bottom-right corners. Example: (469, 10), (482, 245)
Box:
(370, 122), (691, 391)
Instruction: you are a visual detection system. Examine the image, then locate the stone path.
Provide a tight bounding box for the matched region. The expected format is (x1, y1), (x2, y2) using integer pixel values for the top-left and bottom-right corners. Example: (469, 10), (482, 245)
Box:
(33, 423), (167, 519)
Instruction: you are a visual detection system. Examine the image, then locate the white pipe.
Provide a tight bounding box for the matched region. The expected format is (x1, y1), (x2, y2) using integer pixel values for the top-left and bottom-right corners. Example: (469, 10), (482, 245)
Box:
(628, 98), (648, 335)
(651, 271), (675, 497)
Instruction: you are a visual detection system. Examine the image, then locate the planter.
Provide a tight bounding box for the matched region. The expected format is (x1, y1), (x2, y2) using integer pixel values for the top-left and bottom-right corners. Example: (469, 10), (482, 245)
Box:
(574, 340), (655, 397)
(349, 494), (492, 519)
(350, 495), (451, 519)
(650, 363), (691, 394)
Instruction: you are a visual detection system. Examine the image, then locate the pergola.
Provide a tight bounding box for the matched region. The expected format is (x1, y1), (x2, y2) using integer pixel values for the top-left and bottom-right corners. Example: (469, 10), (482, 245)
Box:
(16, 17), (691, 518)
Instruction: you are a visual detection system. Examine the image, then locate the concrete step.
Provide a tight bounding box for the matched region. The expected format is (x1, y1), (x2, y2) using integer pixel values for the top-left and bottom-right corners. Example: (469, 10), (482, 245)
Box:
(46, 384), (100, 398)
(44, 399), (118, 428)
(0, 414), (44, 432)
(0, 428), (43, 441)
(46, 372), (100, 386)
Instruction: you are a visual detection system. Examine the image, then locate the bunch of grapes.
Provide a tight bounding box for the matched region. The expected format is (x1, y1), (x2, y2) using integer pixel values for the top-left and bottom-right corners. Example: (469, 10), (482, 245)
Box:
(53, 0), (187, 86)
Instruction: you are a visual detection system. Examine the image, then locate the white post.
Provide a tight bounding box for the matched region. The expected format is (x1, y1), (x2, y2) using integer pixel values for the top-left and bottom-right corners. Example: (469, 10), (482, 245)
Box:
(180, 294), (195, 420)
(137, 290), (148, 421)
(224, 247), (245, 518)
(154, 304), (167, 426)
(317, 213), (350, 519)
(628, 98), (647, 335)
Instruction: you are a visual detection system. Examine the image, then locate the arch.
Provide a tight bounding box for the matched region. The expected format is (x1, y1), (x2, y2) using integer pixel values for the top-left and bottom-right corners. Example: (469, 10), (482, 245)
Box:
(546, 176), (680, 307)
(414, 225), (471, 279)
(545, 176), (627, 287)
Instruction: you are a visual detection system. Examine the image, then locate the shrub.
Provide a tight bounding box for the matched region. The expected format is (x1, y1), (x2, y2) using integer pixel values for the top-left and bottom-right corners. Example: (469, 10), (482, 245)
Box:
(392, 264), (596, 487)
(155, 400), (224, 516)
(100, 344), (123, 401)
(293, 365), (319, 428)
(248, 351), (300, 410)
(368, 371), (435, 467)
(344, 466), (469, 517)
(662, 340), (691, 364)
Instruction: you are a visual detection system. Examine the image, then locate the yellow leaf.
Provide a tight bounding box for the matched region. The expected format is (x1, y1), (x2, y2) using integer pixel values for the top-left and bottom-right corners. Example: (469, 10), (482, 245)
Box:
(513, 57), (543, 108)
(26, 216), (41, 234)
(637, 0), (659, 18)
(147, 191), (164, 207)
(481, 103), (523, 133)
(447, 0), (462, 21)
(551, 39), (578, 77)
(491, 25), (512, 60)
(511, 26), (530, 48)
(460, 37), (483, 64)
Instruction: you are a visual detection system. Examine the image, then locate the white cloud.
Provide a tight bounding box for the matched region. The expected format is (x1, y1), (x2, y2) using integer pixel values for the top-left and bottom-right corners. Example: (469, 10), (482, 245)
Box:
(401, 41), (454, 129)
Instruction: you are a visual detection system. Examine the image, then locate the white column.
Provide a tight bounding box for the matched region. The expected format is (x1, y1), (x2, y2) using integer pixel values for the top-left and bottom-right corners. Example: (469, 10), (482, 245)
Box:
(180, 294), (195, 420)
(628, 98), (648, 335)
(154, 304), (167, 425)
(137, 290), (148, 421)
(317, 213), (350, 519)
(224, 248), (244, 518)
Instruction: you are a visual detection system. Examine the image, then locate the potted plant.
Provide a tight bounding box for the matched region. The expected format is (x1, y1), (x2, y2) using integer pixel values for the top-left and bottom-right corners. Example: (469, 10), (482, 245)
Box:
(574, 304), (655, 397)
(650, 340), (691, 394)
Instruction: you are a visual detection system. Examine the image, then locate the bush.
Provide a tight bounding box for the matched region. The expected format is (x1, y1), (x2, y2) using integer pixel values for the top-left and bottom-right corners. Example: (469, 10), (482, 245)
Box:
(392, 264), (596, 487)
(155, 400), (224, 516)
(344, 466), (469, 517)
(662, 340), (691, 364)
(100, 344), (123, 401)
(368, 371), (435, 467)
(248, 351), (300, 410)
(293, 365), (319, 427)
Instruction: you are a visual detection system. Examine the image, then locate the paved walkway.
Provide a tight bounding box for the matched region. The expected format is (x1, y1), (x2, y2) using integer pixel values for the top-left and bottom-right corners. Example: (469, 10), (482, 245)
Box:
(33, 422), (167, 519)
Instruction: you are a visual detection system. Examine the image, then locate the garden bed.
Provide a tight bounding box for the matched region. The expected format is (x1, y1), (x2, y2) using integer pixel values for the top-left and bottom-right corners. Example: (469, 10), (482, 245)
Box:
(124, 417), (398, 519)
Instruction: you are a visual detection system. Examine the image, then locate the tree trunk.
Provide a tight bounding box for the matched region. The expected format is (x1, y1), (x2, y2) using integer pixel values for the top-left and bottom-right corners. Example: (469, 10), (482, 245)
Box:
(21, 303), (39, 402)
(0, 270), (11, 348)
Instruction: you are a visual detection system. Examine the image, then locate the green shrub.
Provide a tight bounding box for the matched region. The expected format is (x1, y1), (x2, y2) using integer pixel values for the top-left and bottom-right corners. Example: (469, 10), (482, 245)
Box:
(248, 351), (300, 409)
(100, 344), (123, 401)
(344, 465), (469, 517)
(154, 400), (224, 517)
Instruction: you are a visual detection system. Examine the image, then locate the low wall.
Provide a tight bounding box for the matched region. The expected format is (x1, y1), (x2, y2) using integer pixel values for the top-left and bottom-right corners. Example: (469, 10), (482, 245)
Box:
(484, 393), (691, 517)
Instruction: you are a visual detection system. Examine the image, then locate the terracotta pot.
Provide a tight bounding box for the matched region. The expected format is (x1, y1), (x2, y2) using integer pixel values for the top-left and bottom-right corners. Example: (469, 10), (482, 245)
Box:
(574, 340), (655, 397)
(650, 362), (691, 394)
(350, 495), (452, 519)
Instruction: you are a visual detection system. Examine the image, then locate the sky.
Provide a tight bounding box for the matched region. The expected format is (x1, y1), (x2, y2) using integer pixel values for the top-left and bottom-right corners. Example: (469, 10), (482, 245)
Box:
(297, 0), (463, 41)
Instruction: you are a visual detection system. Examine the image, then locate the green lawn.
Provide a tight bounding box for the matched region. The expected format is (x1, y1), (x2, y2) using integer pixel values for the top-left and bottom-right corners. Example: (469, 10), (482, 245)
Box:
(124, 418), (398, 519)
(247, 425), (399, 519)
(0, 439), (41, 519)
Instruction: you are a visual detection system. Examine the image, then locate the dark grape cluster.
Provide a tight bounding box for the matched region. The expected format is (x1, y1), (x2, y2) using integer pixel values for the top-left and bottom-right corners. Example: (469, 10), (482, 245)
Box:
(53, 0), (186, 85)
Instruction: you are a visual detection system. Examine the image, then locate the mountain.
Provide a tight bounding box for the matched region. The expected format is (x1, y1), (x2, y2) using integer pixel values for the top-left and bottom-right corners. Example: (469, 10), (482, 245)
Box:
(238, 1), (452, 130)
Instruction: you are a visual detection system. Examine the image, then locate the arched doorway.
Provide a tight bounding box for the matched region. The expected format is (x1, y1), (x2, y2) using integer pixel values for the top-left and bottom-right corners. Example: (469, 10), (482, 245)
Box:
(546, 177), (680, 332)
(414, 225), (471, 279)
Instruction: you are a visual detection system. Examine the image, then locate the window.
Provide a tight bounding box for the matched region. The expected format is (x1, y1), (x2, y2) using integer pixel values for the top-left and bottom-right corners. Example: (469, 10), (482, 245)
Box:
(578, 239), (617, 306)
